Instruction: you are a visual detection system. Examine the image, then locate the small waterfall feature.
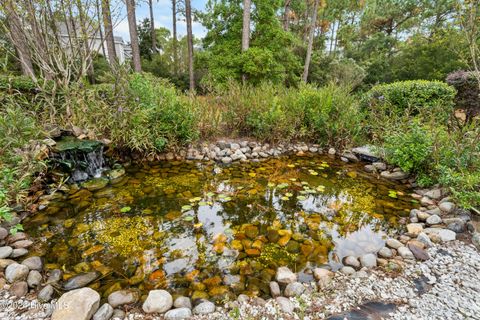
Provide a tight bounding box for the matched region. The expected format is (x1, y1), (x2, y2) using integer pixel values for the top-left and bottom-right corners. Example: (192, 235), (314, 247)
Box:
(51, 136), (107, 183)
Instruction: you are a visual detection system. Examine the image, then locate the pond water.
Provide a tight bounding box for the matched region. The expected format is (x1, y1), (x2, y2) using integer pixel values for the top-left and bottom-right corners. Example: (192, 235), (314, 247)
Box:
(25, 155), (416, 300)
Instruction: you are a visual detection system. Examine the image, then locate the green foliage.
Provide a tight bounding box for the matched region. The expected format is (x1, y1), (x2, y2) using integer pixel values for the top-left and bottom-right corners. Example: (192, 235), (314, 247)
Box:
(199, 82), (364, 146)
(383, 122), (433, 173)
(200, 0), (300, 85)
(70, 72), (198, 153)
(0, 93), (47, 230)
(300, 84), (365, 147)
(0, 75), (37, 92)
(363, 80), (456, 124)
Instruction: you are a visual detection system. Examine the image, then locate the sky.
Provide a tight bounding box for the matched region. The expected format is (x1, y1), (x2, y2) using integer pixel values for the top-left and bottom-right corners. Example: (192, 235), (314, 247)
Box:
(112, 0), (208, 42)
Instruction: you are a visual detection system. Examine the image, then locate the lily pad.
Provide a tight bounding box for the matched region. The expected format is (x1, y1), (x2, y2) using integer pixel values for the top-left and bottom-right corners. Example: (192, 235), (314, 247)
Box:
(120, 206), (132, 213)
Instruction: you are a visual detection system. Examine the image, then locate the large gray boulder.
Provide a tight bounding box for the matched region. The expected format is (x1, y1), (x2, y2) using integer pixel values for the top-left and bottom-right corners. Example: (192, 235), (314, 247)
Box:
(51, 287), (100, 320)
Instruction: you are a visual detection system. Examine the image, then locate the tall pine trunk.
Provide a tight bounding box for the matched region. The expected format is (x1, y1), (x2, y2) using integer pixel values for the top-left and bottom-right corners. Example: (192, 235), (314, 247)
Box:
(283, 0), (291, 31)
(172, 0), (178, 74)
(241, 0), (251, 82)
(302, 0), (319, 83)
(185, 0), (194, 90)
(102, 0), (117, 65)
(126, 0), (142, 72)
(148, 0), (157, 54)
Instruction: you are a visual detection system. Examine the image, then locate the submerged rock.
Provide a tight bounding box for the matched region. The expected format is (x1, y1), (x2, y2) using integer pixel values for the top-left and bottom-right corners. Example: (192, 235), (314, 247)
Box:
(63, 272), (99, 290)
(108, 290), (138, 308)
(52, 287), (100, 320)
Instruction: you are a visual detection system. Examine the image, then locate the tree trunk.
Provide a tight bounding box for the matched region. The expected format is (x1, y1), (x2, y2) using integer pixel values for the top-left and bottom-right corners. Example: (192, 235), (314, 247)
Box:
(96, 0), (107, 58)
(283, 0), (291, 31)
(3, 0), (36, 80)
(302, 0), (320, 83)
(172, 0), (178, 74)
(126, 0), (142, 72)
(102, 0), (117, 64)
(148, 0), (157, 54)
(185, 0), (195, 90)
(242, 0), (251, 52)
(241, 0), (251, 82)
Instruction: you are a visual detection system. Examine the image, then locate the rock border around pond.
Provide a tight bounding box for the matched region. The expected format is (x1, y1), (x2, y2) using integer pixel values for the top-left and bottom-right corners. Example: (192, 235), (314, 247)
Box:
(1, 139), (478, 320)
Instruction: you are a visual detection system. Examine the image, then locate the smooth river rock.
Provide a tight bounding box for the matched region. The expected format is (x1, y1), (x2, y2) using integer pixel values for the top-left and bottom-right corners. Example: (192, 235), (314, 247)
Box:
(275, 266), (297, 284)
(5, 263), (29, 283)
(192, 301), (215, 315)
(164, 307), (192, 320)
(423, 228), (456, 242)
(93, 303), (114, 320)
(275, 297), (295, 314)
(22, 256), (43, 271)
(63, 272), (99, 290)
(27, 270), (42, 288)
(284, 282), (305, 297)
(426, 215), (442, 225)
(0, 246), (13, 258)
(108, 290), (138, 308)
(142, 289), (173, 314)
(173, 296), (192, 309)
(38, 284), (54, 302)
(51, 287), (100, 320)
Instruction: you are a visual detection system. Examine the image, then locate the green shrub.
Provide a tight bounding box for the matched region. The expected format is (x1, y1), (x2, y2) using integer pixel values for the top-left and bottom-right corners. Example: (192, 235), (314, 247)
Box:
(301, 84), (365, 147)
(70, 73), (198, 153)
(0, 75), (37, 92)
(363, 80), (456, 122)
(383, 121), (433, 174)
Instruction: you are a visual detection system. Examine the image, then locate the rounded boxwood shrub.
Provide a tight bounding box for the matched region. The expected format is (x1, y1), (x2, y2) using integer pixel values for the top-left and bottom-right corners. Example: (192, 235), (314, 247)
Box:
(362, 80), (456, 121)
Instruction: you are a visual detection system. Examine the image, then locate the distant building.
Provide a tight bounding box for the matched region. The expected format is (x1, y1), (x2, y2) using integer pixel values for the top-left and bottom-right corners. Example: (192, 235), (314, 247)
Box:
(58, 22), (131, 63)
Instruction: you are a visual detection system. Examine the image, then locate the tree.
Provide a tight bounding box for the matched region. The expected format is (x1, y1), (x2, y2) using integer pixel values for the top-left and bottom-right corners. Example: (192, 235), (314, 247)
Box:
(2, 0), (35, 79)
(148, 0), (157, 54)
(302, 0), (320, 82)
(172, 0), (178, 74)
(241, 0), (251, 82)
(102, 0), (117, 65)
(241, 0), (251, 52)
(126, 0), (142, 71)
(185, 0), (195, 90)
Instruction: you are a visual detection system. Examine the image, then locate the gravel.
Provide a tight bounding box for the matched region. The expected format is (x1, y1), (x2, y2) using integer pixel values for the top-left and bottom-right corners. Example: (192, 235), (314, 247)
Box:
(0, 241), (478, 320)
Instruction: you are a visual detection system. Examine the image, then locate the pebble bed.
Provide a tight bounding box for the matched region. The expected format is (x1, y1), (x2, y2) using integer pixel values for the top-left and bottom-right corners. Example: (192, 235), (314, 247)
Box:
(0, 240), (478, 319)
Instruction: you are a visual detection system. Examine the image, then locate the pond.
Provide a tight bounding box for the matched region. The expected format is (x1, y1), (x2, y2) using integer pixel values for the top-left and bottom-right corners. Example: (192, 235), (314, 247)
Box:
(25, 155), (416, 300)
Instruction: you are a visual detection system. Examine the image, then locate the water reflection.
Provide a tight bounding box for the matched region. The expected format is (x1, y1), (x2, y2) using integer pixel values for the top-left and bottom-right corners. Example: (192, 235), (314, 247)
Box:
(25, 155), (415, 299)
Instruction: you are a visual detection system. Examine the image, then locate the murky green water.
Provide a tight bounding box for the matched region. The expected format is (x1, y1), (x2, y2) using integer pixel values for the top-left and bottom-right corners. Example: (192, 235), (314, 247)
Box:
(25, 155), (416, 300)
